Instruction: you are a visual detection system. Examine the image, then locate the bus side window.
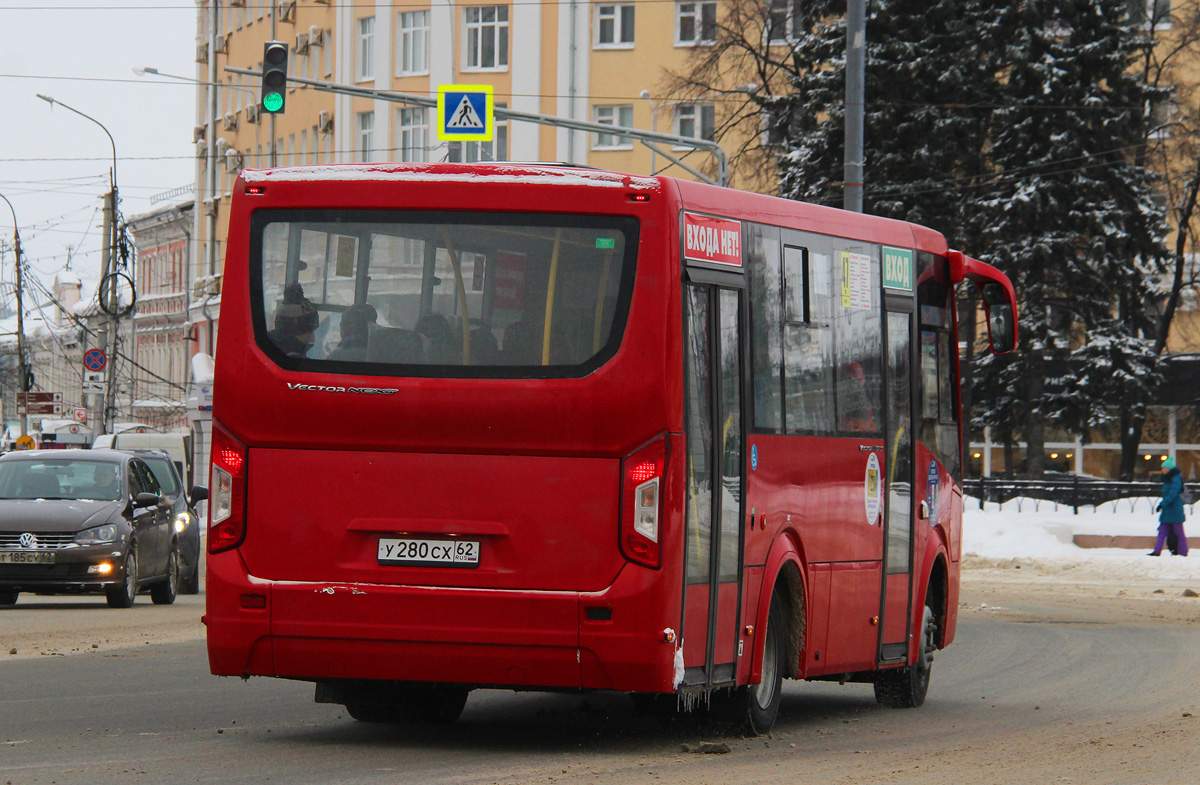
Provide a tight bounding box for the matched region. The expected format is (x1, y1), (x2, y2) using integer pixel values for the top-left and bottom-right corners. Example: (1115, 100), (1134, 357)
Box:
(783, 245), (836, 434)
(831, 244), (882, 436)
(747, 223), (784, 431)
(917, 252), (960, 478)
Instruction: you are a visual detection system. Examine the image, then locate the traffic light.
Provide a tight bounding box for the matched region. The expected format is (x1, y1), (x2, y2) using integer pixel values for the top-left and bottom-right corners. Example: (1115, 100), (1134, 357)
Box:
(261, 41), (289, 115)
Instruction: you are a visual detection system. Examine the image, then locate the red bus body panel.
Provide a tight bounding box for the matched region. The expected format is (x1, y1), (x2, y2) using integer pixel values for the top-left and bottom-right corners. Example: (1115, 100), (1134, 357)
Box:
(206, 163), (980, 699)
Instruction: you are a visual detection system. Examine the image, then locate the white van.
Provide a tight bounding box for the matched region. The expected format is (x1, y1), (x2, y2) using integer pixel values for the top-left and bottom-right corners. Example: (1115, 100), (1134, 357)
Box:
(92, 432), (194, 488)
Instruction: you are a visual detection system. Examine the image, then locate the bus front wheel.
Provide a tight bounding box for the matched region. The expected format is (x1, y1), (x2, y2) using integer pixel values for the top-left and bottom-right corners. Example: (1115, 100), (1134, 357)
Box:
(873, 603), (936, 708)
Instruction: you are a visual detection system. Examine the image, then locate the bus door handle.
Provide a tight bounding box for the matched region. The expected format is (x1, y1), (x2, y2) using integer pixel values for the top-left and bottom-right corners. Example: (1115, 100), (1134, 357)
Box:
(918, 500), (930, 520)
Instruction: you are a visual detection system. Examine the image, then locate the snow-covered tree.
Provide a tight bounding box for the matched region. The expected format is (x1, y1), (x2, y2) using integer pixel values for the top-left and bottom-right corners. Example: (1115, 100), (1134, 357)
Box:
(667, 0), (1170, 478)
(975, 0), (1168, 477)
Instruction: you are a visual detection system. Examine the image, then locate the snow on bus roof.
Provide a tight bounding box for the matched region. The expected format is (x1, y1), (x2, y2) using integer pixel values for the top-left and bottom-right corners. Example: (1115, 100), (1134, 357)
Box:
(241, 164), (660, 191)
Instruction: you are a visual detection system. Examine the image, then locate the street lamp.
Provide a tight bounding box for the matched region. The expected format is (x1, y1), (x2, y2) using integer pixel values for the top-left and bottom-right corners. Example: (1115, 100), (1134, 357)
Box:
(132, 66), (258, 100)
(36, 94), (122, 437)
(0, 192), (29, 439)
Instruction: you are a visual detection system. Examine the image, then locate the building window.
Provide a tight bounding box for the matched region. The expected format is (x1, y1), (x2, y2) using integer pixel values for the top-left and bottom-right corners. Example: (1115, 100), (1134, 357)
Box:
(464, 5), (509, 70)
(447, 104), (508, 162)
(398, 10), (430, 75)
(593, 104), (634, 149)
(358, 111), (375, 162)
(595, 3), (635, 47)
(675, 103), (715, 143)
(768, 0), (801, 43)
(397, 107), (429, 162)
(676, 1), (717, 46)
(357, 16), (375, 81)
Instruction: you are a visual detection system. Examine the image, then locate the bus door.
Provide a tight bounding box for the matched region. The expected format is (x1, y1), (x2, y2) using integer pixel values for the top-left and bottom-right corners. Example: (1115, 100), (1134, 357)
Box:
(681, 282), (745, 689)
(879, 298), (916, 662)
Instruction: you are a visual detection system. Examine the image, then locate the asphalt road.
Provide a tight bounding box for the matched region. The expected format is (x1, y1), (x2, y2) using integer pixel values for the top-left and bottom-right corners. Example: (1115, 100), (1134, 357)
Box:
(2, 591), (1199, 785)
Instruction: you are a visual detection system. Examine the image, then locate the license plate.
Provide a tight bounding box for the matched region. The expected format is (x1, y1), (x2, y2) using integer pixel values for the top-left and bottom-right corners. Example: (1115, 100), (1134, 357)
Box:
(0, 551), (56, 565)
(377, 538), (480, 568)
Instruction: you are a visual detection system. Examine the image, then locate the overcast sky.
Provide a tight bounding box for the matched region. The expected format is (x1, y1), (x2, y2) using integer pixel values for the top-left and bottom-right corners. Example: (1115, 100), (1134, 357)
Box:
(0, 0), (197, 300)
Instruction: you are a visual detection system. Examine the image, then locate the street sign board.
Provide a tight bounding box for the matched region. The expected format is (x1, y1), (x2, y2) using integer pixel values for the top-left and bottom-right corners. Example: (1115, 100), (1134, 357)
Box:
(17, 403), (63, 416)
(82, 381), (105, 394)
(15, 435), (35, 450)
(84, 348), (107, 372)
(436, 84), (493, 142)
(17, 392), (62, 404)
(73, 407), (88, 424)
(84, 371), (105, 383)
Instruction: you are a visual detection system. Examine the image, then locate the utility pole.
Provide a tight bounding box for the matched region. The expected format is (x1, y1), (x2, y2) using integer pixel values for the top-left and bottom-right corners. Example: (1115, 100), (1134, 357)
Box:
(844, 0), (866, 213)
(101, 188), (121, 435)
(0, 192), (28, 439)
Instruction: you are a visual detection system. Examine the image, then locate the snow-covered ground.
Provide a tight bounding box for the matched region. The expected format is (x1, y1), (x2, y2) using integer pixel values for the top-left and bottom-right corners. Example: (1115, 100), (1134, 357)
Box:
(963, 496), (1200, 581)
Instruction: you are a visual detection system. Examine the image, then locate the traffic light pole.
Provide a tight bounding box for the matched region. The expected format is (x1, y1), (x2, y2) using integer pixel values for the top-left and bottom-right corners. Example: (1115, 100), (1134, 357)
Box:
(226, 67), (729, 187)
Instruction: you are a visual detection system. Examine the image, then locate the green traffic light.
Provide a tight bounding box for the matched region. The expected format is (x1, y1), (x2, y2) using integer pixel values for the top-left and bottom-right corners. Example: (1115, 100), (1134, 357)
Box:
(264, 92), (284, 113)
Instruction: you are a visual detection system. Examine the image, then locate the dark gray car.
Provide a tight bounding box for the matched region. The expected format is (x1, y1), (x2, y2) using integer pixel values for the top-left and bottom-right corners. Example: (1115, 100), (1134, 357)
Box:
(0, 449), (180, 608)
(105, 448), (207, 594)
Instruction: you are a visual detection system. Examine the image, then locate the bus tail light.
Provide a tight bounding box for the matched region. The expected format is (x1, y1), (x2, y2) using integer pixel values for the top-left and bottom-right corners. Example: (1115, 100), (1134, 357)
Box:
(620, 436), (668, 568)
(209, 425), (247, 553)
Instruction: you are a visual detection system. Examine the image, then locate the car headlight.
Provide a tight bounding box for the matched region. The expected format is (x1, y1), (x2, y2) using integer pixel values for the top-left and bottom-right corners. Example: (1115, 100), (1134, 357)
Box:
(75, 524), (121, 545)
(173, 510), (194, 534)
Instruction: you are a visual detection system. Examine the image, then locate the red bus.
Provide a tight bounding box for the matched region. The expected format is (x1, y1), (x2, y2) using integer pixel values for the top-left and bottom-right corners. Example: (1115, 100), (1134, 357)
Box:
(205, 163), (1017, 734)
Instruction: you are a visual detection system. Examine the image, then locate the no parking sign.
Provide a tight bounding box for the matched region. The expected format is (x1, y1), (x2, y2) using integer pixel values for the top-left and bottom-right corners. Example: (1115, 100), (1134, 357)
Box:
(84, 348), (107, 372)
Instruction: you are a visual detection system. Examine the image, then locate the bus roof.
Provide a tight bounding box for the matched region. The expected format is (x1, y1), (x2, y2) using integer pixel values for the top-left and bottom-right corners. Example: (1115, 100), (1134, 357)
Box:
(667, 177), (948, 255)
(239, 162), (949, 256)
(241, 162), (661, 192)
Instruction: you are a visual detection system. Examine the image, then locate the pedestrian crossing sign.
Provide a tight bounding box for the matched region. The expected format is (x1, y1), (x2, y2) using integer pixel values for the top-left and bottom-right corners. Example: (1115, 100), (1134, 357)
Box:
(437, 84), (494, 142)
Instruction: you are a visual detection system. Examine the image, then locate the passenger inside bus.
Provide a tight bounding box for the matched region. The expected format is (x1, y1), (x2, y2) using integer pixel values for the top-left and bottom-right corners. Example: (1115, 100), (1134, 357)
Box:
(837, 360), (876, 432)
(268, 283), (320, 358)
(327, 303), (378, 361)
(502, 320), (541, 364)
(415, 313), (460, 364)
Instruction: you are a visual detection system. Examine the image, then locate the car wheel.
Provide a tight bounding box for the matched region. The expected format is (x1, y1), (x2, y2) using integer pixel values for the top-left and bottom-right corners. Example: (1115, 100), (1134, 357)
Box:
(105, 548), (138, 608)
(180, 560), (200, 595)
(150, 547), (179, 606)
(0, 589), (18, 606)
(874, 603), (936, 708)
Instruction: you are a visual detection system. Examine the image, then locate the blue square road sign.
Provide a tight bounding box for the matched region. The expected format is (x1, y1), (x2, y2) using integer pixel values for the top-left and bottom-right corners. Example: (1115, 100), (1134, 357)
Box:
(437, 85), (493, 142)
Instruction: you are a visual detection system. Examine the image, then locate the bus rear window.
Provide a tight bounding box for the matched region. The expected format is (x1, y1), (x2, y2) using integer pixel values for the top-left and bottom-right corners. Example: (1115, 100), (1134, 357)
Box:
(250, 211), (638, 377)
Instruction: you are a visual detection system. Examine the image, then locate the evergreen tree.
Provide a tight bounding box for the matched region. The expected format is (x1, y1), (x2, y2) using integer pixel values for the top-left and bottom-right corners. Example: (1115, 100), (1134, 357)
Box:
(975, 0), (1167, 476)
(780, 0), (1017, 254)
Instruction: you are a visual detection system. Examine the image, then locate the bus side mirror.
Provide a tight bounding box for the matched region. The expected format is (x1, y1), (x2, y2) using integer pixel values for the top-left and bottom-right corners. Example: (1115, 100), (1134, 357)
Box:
(947, 251), (1018, 355)
(980, 282), (1017, 355)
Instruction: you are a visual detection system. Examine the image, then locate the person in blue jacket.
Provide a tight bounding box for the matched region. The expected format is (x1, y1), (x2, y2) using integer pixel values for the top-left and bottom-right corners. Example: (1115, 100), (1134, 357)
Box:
(1151, 457), (1189, 557)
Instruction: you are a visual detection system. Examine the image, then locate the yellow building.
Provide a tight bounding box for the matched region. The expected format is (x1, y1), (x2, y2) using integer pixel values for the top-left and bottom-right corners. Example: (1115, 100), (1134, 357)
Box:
(192, 1), (737, 364)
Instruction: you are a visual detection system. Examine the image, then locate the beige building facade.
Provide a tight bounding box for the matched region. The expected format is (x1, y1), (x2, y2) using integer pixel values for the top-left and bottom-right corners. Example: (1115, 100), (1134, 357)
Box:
(191, 1), (733, 362)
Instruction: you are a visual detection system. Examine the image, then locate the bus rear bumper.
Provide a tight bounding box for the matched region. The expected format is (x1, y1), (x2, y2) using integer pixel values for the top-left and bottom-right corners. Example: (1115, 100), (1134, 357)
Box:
(205, 550), (678, 694)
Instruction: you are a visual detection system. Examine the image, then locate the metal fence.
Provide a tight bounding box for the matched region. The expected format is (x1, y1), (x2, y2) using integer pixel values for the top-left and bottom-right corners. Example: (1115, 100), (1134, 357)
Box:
(962, 477), (1187, 515)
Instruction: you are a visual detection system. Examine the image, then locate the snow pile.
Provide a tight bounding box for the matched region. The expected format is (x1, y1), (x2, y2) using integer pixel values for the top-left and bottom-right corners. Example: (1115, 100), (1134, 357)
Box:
(963, 496), (1200, 581)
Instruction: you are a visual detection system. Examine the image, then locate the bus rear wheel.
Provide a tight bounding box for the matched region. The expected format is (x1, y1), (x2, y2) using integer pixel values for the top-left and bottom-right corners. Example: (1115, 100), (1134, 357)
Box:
(874, 603), (936, 708)
(720, 595), (784, 735)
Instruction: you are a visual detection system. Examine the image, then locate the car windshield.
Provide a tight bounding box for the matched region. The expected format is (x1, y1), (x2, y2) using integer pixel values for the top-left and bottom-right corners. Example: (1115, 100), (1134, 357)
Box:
(140, 456), (180, 496)
(0, 459), (123, 501)
(253, 211), (638, 377)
